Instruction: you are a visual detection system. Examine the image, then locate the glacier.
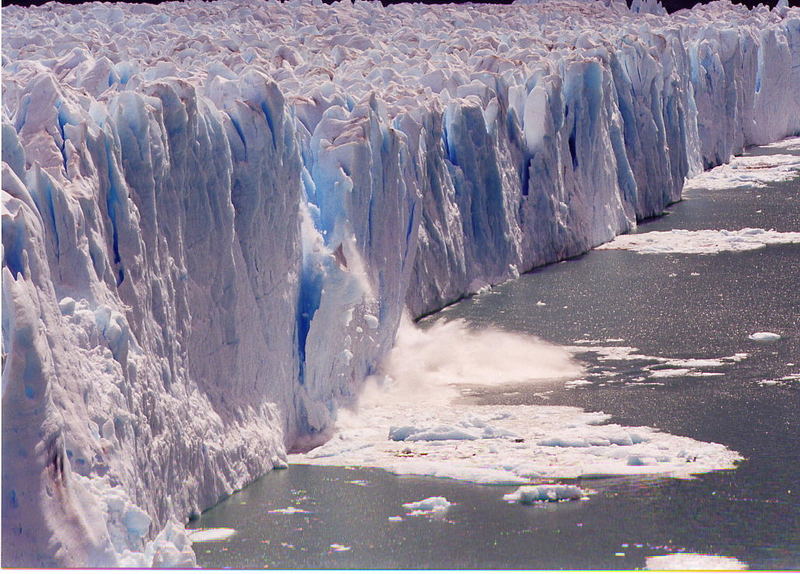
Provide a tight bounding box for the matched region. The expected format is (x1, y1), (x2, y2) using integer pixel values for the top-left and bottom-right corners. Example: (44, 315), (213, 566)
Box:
(2, 0), (799, 566)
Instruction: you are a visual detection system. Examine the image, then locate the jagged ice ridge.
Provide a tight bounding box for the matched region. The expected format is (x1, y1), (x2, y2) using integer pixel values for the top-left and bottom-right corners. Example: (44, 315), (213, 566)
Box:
(2, 0), (799, 566)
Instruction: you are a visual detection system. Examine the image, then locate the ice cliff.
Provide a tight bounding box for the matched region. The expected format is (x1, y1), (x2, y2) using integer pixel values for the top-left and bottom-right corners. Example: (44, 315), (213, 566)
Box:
(2, 0), (799, 566)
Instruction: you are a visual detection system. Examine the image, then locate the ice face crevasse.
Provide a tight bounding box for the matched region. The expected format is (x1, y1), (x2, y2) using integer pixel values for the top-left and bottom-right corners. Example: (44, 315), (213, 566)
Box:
(2, 0), (799, 567)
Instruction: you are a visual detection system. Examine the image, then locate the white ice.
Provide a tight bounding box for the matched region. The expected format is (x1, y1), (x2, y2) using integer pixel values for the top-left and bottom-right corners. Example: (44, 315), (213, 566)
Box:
(186, 528), (236, 543)
(684, 154), (800, 190)
(402, 497), (452, 514)
(597, 228), (800, 255)
(762, 136), (800, 151)
(645, 553), (748, 570)
(748, 331), (782, 342)
(503, 484), (589, 504)
(267, 507), (310, 515)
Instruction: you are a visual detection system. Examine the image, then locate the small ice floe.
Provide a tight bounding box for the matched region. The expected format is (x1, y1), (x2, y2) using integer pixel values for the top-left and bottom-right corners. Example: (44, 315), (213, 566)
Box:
(267, 506), (310, 514)
(645, 553), (747, 570)
(186, 528), (236, 543)
(402, 496), (452, 515)
(503, 484), (589, 504)
(748, 331), (781, 342)
(329, 543), (351, 552)
(756, 373), (800, 387)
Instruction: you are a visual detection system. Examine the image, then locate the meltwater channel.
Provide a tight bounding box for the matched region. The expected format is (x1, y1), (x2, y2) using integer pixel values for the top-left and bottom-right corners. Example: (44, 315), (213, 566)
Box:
(189, 142), (800, 570)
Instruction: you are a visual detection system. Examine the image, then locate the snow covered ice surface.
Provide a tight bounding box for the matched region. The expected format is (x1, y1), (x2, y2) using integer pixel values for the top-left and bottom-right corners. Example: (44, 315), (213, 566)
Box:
(3, 0), (799, 566)
(645, 552), (748, 570)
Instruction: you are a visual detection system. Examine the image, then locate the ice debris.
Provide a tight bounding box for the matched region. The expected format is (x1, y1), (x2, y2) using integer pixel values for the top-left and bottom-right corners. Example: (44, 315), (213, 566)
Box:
(186, 528), (237, 543)
(402, 497), (452, 514)
(598, 229), (800, 255)
(503, 484), (589, 504)
(748, 331), (782, 342)
(645, 553), (748, 570)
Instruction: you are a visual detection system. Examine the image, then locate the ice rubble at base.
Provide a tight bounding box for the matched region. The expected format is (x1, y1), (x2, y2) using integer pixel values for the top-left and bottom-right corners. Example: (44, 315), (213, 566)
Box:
(293, 399), (742, 484)
(2, 0), (799, 566)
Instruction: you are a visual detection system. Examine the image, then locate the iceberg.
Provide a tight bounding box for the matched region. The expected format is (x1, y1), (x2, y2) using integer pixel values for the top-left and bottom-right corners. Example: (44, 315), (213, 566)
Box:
(2, 0), (798, 566)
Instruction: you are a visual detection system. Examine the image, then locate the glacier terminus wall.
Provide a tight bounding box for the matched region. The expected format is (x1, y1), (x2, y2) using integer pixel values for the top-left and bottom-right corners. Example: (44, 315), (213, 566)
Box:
(2, 0), (799, 566)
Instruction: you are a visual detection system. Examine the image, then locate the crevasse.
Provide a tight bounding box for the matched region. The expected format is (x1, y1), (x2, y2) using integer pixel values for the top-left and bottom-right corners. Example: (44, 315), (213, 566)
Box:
(1, 0), (799, 567)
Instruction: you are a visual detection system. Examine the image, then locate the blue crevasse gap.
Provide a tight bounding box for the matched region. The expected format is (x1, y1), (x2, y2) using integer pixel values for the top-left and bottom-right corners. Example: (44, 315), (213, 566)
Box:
(102, 137), (125, 287)
(295, 256), (323, 384)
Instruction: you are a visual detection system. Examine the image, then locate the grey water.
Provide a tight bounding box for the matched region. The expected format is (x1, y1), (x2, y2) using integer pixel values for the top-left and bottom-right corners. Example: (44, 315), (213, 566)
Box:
(190, 145), (800, 570)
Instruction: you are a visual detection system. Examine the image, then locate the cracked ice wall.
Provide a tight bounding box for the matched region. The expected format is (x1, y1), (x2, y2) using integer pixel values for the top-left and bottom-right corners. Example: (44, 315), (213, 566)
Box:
(2, 0), (799, 567)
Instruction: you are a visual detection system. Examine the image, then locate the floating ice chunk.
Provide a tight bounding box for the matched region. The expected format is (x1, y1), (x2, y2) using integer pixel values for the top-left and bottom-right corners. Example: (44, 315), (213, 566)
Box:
(267, 507), (310, 515)
(748, 331), (781, 342)
(647, 368), (693, 378)
(684, 154), (800, 190)
(503, 484), (589, 504)
(598, 228), (800, 255)
(186, 528), (237, 543)
(645, 553), (747, 570)
(402, 496), (452, 514)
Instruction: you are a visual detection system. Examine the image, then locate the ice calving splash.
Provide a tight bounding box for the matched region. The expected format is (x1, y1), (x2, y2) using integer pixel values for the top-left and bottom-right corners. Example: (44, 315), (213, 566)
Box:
(292, 320), (741, 483)
(355, 316), (583, 409)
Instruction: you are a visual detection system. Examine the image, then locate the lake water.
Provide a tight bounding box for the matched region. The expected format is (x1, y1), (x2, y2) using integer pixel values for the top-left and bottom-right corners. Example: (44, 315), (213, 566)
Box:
(190, 144), (800, 570)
